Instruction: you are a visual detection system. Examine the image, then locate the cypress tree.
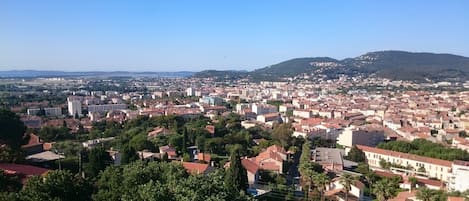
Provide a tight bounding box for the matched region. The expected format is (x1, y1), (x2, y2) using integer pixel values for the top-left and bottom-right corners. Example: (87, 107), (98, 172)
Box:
(225, 150), (248, 192)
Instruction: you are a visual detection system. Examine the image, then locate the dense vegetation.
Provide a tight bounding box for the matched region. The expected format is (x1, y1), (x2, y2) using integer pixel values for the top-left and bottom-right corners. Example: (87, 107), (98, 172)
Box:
(0, 161), (253, 201)
(377, 139), (469, 161)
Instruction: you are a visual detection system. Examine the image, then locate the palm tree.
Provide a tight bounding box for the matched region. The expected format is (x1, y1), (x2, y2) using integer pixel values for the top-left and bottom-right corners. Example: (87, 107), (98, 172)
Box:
(313, 173), (330, 201)
(409, 176), (418, 191)
(372, 179), (399, 201)
(339, 173), (356, 201)
(416, 188), (434, 201)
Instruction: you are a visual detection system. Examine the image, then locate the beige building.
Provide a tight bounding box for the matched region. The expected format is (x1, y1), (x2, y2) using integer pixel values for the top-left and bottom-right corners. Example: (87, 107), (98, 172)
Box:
(357, 145), (452, 182)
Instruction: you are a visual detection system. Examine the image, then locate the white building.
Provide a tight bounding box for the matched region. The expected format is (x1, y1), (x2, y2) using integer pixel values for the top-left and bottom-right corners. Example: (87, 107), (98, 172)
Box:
(68, 100), (82, 116)
(358, 145), (453, 182)
(449, 160), (469, 192)
(87, 104), (127, 113)
(252, 103), (277, 115)
(186, 87), (195, 96)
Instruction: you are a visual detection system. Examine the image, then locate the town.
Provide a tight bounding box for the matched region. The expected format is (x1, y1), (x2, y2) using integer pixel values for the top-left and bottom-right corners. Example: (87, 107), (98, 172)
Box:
(2, 74), (469, 201)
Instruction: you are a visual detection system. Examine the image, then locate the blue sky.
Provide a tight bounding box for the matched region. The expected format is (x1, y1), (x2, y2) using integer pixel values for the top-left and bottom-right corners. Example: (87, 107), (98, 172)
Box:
(1, 0), (468, 71)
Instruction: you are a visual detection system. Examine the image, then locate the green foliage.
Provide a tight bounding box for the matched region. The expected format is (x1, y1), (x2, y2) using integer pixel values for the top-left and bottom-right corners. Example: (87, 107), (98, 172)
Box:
(377, 139), (469, 161)
(0, 109), (26, 149)
(84, 146), (112, 177)
(372, 178), (400, 201)
(339, 173), (357, 201)
(345, 145), (366, 162)
(271, 123), (293, 149)
(120, 145), (138, 165)
(38, 126), (71, 142)
(53, 141), (82, 157)
(225, 150), (248, 192)
(94, 161), (253, 201)
(0, 170), (22, 192)
(19, 170), (93, 201)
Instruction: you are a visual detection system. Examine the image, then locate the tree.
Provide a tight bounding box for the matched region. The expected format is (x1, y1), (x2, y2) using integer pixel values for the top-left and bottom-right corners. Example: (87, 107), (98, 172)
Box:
(313, 173), (330, 201)
(409, 176), (418, 191)
(339, 173), (356, 201)
(225, 150), (248, 192)
(0, 109), (26, 149)
(121, 145), (138, 165)
(416, 188), (434, 201)
(345, 145), (366, 162)
(271, 123), (293, 149)
(372, 179), (399, 201)
(85, 146), (112, 177)
(0, 170), (21, 192)
(19, 170), (93, 201)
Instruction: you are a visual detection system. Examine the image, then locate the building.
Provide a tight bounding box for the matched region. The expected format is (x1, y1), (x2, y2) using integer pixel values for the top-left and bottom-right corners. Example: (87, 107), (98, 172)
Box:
(186, 87), (195, 96)
(337, 126), (385, 148)
(357, 145), (452, 182)
(87, 104), (127, 113)
(256, 113), (281, 123)
(449, 160), (469, 192)
(44, 107), (62, 116)
(67, 100), (82, 116)
(312, 148), (357, 172)
(27, 107), (61, 117)
(252, 103), (277, 115)
(199, 96), (223, 106)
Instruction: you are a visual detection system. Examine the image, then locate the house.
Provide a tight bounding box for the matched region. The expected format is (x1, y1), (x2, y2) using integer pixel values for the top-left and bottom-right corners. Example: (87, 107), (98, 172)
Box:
(147, 127), (171, 138)
(197, 152), (211, 163)
(21, 133), (44, 155)
(254, 145), (287, 174)
(0, 163), (49, 184)
(181, 162), (215, 175)
(159, 145), (178, 159)
(326, 177), (365, 201)
(224, 158), (260, 186)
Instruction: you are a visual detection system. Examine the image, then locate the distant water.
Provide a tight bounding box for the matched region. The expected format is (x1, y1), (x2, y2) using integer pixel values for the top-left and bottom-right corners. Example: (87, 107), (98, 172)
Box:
(0, 70), (195, 78)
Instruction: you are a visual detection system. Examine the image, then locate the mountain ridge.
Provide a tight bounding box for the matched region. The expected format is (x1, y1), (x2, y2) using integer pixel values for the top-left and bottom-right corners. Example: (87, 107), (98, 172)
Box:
(194, 50), (469, 82)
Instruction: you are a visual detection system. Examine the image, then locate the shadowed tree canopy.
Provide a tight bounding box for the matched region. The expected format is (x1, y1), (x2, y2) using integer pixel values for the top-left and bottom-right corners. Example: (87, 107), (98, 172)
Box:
(0, 109), (26, 149)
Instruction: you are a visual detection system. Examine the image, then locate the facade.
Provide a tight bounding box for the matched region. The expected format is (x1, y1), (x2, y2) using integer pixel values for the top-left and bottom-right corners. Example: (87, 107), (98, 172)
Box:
(87, 104), (127, 113)
(199, 96), (223, 106)
(44, 107), (62, 116)
(337, 126), (385, 148)
(256, 113), (281, 123)
(186, 87), (195, 96)
(449, 160), (469, 192)
(252, 103), (277, 115)
(67, 100), (82, 116)
(357, 145), (453, 182)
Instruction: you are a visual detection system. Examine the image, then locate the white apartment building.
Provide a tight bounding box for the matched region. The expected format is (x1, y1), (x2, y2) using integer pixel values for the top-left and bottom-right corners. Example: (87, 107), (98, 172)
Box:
(68, 100), (82, 116)
(252, 103), (277, 115)
(357, 145), (453, 182)
(87, 104), (127, 113)
(449, 160), (469, 192)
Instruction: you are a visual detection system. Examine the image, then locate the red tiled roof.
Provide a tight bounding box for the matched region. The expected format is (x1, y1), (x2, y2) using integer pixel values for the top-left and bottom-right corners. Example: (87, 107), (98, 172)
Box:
(357, 145), (452, 167)
(182, 162), (210, 174)
(0, 163), (49, 176)
(21, 133), (43, 148)
(197, 153), (211, 163)
(241, 158), (259, 174)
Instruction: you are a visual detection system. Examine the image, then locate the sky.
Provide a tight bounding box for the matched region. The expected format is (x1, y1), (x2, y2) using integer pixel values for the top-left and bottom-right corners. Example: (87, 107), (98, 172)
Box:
(1, 0), (468, 72)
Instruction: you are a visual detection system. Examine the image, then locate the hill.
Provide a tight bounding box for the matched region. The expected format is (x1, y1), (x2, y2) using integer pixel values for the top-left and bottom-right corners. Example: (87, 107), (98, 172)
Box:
(195, 51), (469, 82)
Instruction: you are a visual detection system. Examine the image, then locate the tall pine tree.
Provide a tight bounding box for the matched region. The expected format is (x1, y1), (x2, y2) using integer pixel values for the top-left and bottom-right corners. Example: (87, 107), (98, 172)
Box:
(225, 149), (248, 192)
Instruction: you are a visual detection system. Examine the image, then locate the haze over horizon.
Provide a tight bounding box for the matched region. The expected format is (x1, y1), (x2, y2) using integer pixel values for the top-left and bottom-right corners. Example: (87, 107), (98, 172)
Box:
(1, 0), (468, 72)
